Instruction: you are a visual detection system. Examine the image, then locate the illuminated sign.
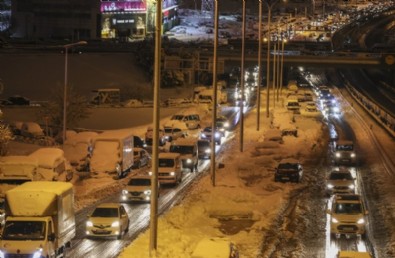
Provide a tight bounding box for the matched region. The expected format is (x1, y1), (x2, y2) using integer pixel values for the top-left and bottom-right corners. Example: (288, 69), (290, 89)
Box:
(101, 1), (146, 12)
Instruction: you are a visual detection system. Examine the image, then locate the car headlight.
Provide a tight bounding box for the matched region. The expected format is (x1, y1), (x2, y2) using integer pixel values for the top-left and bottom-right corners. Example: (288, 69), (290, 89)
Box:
(144, 190), (152, 195)
(334, 107), (340, 113)
(122, 190), (129, 195)
(205, 148), (211, 154)
(349, 184), (355, 189)
(215, 132), (220, 138)
(148, 171), (153, 176)
(335, 152), (341, 158)
(327, 184), (334, 189)
(201, 133), (207, 138)
(111, 221), (120, 227)
(331, 217), (339, 223)
(357, 218), (365, 224)
(0, 250), (4, 258)
(224, 122), (229, 128)
(351, 153), (356, 158)
(186, 159), (192, 163)
(86, 220), (93, 227)
(32, 248), (43, 258)
(170, 172), (175, 176)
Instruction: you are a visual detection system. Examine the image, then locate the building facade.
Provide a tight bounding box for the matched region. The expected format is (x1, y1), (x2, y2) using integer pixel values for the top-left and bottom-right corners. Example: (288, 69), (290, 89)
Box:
(10, 0), (179, 40)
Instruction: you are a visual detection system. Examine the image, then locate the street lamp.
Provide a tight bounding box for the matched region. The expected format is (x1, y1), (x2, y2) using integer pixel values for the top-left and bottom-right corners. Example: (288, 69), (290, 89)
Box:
(62, 41), (87, 144)
(257, 0), (263, 131)
(265, 0), (279, 118)
(279, 38), (287, 98)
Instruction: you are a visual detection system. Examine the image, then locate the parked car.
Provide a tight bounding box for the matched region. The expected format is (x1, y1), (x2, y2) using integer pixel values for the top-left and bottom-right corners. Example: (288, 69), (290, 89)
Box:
(274, 158), (303, 183)
(286, 100), (301, 111)
(164, 113), (201, 130)
(86, 203), (130, 239)
(121, 175), (159, 202)
(7, 95), (30, 106)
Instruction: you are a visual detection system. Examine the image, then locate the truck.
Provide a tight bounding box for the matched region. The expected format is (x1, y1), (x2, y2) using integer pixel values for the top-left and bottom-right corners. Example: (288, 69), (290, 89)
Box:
(90, 129), (134, 178)
(0, 181), (75, 258)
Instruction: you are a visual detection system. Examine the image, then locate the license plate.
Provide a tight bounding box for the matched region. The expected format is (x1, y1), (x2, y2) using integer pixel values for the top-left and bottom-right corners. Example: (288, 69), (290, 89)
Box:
(343, 227), (354, 231)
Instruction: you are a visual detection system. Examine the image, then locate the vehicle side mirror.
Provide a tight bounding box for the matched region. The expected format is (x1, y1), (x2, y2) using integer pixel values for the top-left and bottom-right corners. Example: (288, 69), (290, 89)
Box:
(48, 233), (56, 242)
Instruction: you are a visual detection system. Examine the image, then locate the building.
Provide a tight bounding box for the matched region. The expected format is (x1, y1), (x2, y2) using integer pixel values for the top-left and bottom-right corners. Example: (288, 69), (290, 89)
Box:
(10, 0), (179, 41)
(100, 0), (179, 40)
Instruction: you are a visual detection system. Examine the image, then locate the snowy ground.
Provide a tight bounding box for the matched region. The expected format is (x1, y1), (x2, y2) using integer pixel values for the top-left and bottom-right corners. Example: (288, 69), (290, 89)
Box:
(118, 91), (326, 258)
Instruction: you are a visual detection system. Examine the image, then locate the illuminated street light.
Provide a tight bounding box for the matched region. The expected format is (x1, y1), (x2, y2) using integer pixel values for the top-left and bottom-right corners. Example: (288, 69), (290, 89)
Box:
(265, 0), (279, 118)
(62, 41), (87, 144)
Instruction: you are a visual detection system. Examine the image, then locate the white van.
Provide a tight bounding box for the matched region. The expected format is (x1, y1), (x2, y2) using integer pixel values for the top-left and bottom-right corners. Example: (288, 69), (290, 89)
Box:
(29, 148), (73, 181)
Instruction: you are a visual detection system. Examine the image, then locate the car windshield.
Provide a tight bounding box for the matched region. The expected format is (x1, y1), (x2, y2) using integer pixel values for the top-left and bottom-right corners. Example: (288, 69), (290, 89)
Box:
(159, 158), (175, 167)
(334, 203), (362, 214)
(278, 163), (298, 170)
(164, 128), (173, 133)
(91, 207), (119, 217)
(336, 144), (353, 151)
(2, 221), (46, 240)
(128, 178), (151, 186)
(198, 141), (210, 148)
(170, 145), (194, 154)
(329, 172), (353, 180)
(203, 127), (212, 133)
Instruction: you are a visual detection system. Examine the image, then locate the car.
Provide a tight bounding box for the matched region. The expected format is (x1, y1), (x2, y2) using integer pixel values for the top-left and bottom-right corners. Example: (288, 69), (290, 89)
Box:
(326, 169), (355, 196)
(197, 139), (211, 159)
(86, 202), (130, 239)
(20, 122), (45, 139)
(169, 138), (199, 172)
(215, 116), (230, 136)
(133, 147), (150, 169)
(334, 140), (356, 166)
(121, 175), (159, 202)
(163, 126), (187, 142)
(156, 152), (183, 185)
(274, 158), (303, 183)
(191, 237), (239, 258)
(328, 194), (368, 239)
(200, 126), (222, 145)
(286, 100), (301, 111)
(7, 95), (30, 106)
(165, 113), (201, 130)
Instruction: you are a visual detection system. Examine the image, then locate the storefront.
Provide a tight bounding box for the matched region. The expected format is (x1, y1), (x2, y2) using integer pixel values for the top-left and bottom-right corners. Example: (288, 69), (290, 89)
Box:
(100, 0), (179, 40)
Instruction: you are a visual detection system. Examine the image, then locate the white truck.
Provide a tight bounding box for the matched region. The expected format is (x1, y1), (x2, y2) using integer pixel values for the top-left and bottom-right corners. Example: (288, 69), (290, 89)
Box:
(0, 181), (75, 258)
(90, 129), (134, 178)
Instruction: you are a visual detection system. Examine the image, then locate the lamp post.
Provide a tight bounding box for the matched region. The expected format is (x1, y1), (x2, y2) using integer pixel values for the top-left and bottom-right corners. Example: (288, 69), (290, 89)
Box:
(240, 0), (246, 152)
(257, 0), (263, 131)
(279, 38), (287, 98)
(63, 41), (87, 144)
(265, 0), (279, 118)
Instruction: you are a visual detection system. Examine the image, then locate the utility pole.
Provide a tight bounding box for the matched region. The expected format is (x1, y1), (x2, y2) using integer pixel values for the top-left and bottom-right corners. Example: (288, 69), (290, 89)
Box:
(210, 0), (219, 186)
(240, 0), (246, 152)
(149, 0), (161, 256)
(257, 0), (263, 131)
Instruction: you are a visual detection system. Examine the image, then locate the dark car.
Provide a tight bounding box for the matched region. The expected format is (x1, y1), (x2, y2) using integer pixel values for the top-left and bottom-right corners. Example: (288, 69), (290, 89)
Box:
(197, 139), (211, 159)
(200, 127), (222, 145)
(274, 158), (303, 183)
(7, 95), (30, 106)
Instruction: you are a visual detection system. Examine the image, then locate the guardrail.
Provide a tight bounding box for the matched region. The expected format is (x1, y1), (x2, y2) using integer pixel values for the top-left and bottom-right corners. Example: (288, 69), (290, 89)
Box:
(345, 83), (395, 138)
